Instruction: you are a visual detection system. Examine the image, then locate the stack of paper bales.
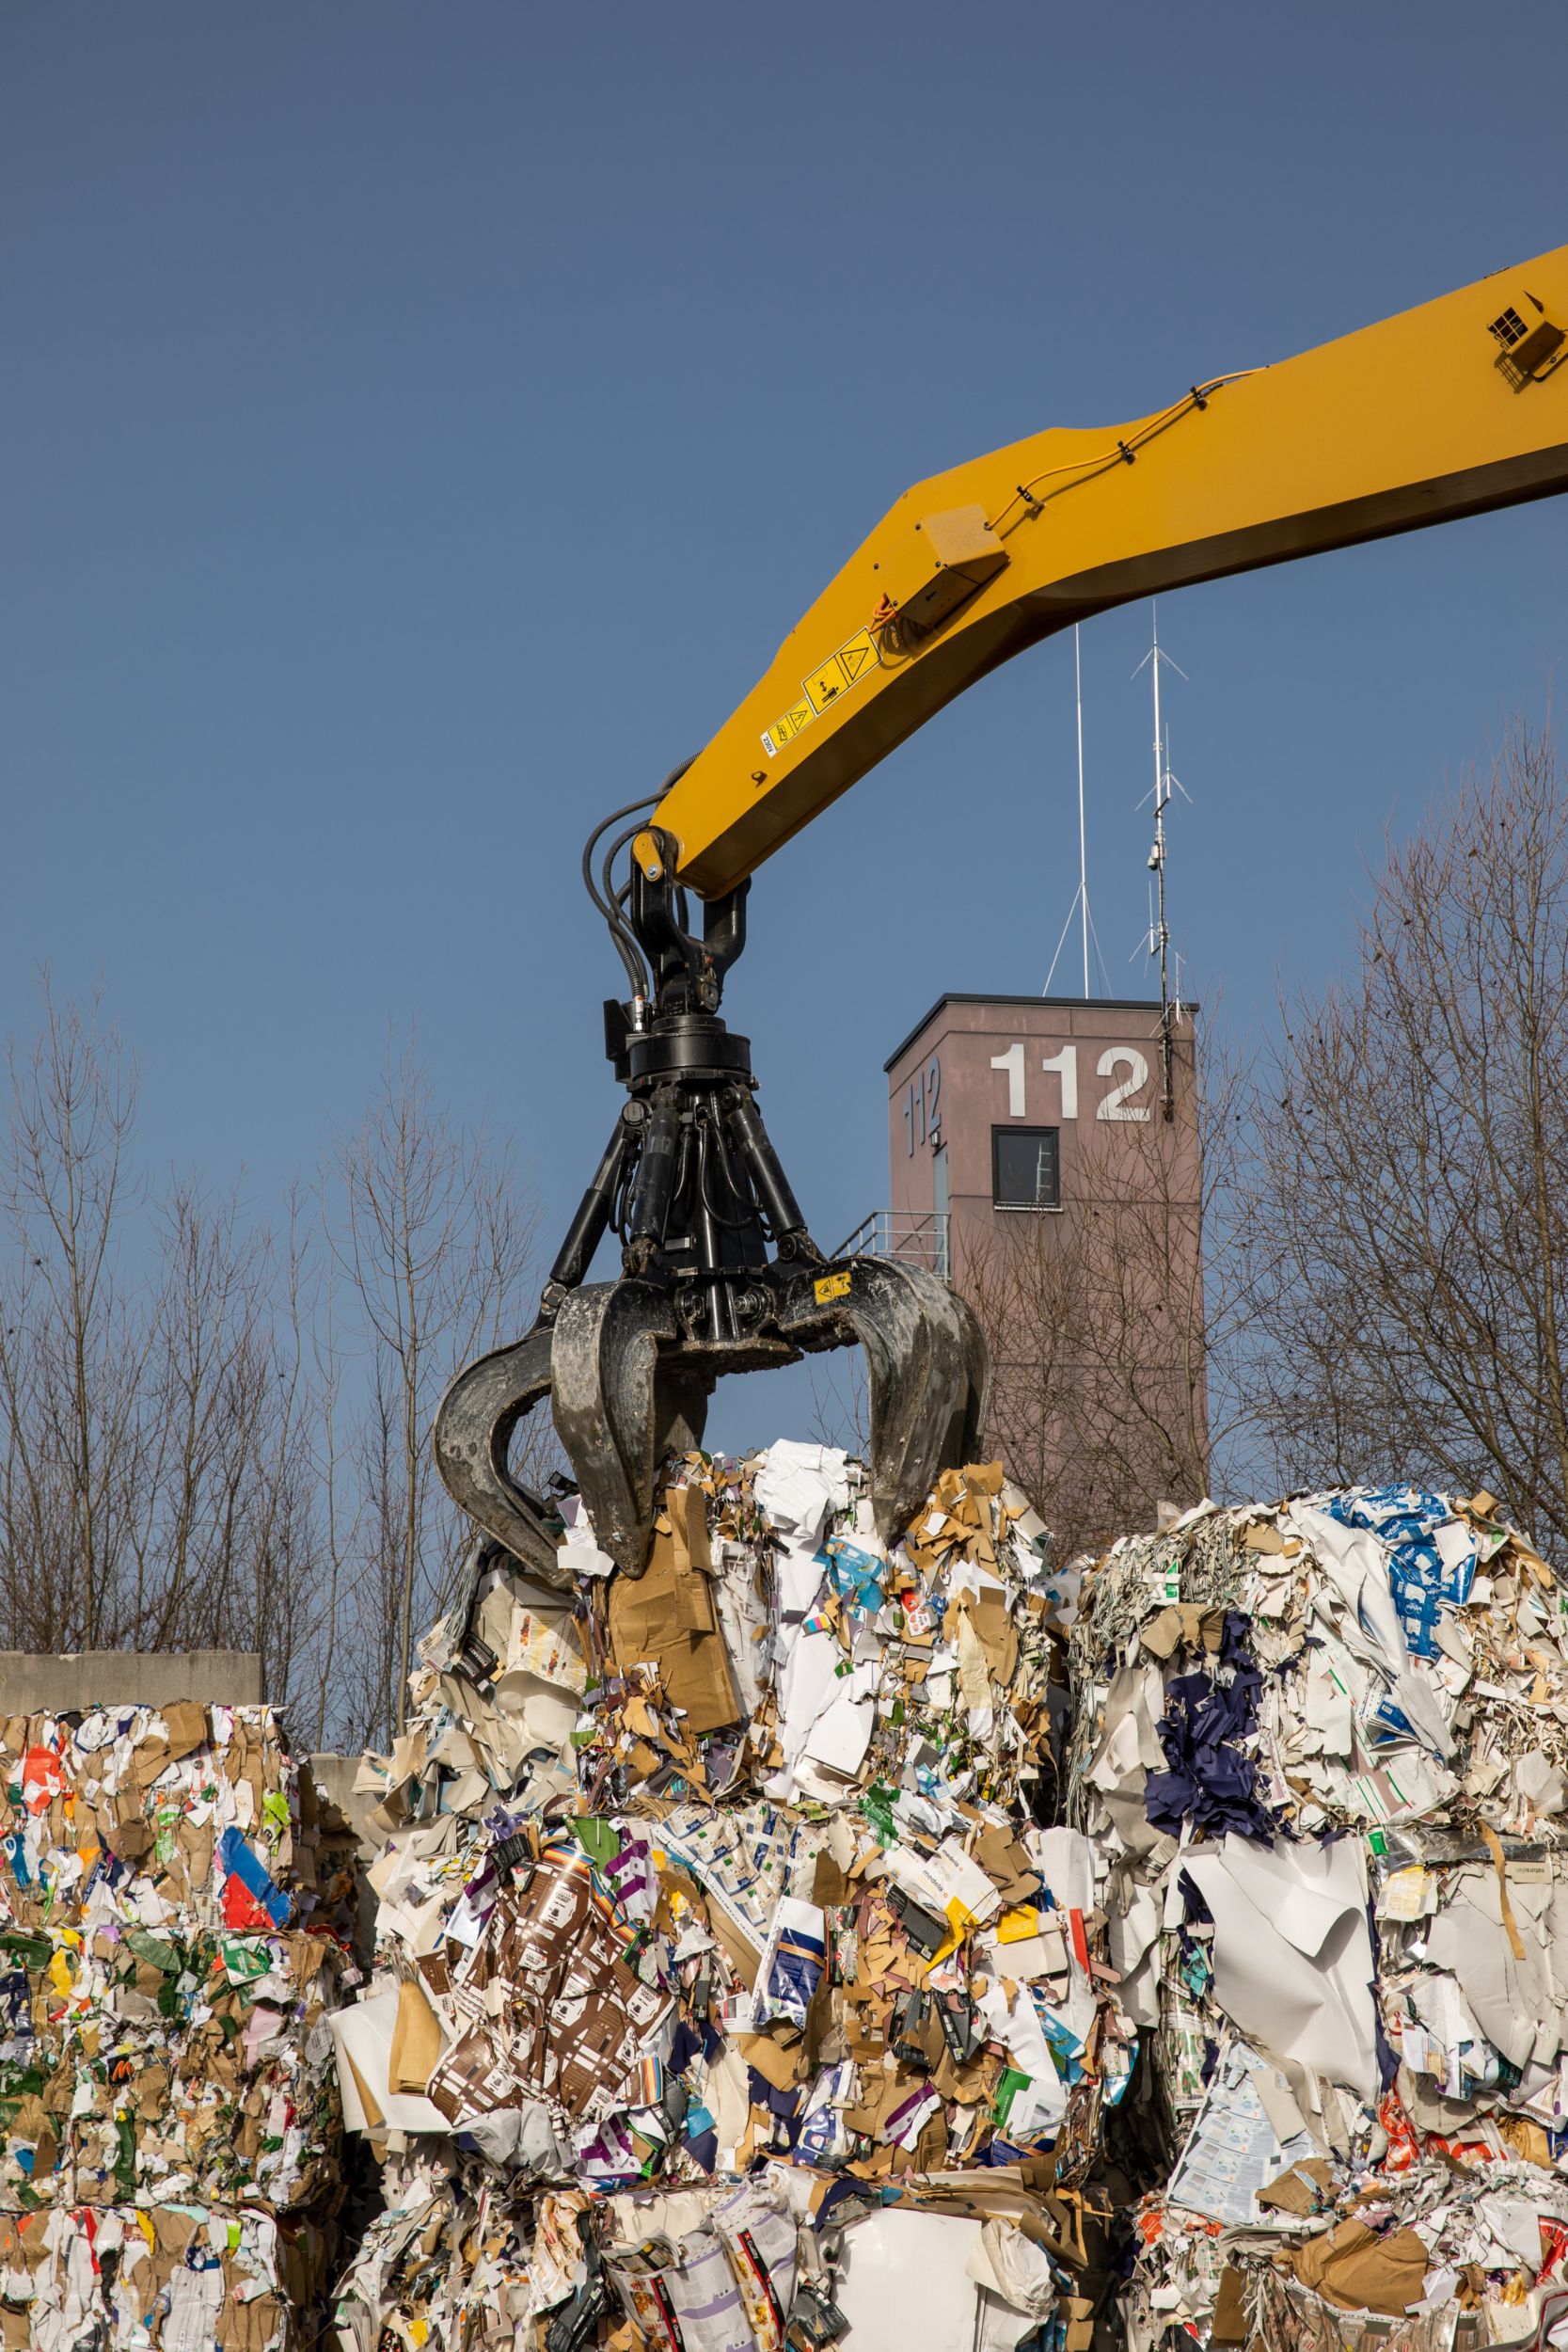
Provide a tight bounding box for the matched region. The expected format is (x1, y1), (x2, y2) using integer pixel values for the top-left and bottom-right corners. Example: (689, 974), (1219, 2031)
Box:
(0, 1699), (352, 2349)
(331, 1441), (1127, 2352)
(1069, 1484), (1568, 2349)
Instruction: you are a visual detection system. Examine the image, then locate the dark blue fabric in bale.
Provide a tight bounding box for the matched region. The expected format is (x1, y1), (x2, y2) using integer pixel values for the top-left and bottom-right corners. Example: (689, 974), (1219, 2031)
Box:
(1144, 1610), (1278, 1839)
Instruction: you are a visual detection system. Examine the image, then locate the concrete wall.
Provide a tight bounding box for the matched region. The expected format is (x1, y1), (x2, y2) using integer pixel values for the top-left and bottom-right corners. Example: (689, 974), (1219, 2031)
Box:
(0, 1649), (264, 1714)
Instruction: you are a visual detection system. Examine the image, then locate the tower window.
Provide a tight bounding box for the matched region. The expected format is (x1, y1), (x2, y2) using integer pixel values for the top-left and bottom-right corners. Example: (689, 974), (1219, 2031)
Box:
(992, 1125), (1060, 1210)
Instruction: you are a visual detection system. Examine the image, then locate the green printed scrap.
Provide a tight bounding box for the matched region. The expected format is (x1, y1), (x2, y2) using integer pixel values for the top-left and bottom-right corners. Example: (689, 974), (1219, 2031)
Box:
(0, 1931), (50, 1972)
(993, 2068), (1032, 2132)
(573, 1817), (621, 1870)
(125, 1931), (182, 1976)
(218, 1937), (272, 1984)
(860, 1783), (897, 1847)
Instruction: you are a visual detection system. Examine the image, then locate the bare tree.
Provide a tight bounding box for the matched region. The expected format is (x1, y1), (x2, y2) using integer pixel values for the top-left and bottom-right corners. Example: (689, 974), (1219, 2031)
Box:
(321, 1033), (548, 1746)
(807, 1351), (869, 1459)
(0, 985), (144, 1643)
(958, 1034), (1254, 1558)
(0, 980), (322, 1696)
(1243, 721), (1568, 1549)
(0, 984), (556, 1747)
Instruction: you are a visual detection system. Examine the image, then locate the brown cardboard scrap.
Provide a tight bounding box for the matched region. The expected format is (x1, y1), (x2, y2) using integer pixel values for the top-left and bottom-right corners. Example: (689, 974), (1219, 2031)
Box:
(1498, 2115), (1553, 2167)
(735, 2031), (810, 2091)
(160, 1700), (211, 1759)
(609, 1528), (740, 1735)
(1290, 2219), (1429, 2315)
(974, 1825), (1039, 1908)
(1139, 1603), (1225, 1661)
(389, 1974), (445, 2094)
(133, 2064), (170, 2123)
(844, 2058), (920, 2138)
(1257, 2156), (1335, 2216)
(669, 1485), (720, 1634)
(1211, 2266), (1250, 2344)
(1062, 2299), (1095, 2352)
(971, 1591), (1019, 1684)
(671, 1482), (714, 1574)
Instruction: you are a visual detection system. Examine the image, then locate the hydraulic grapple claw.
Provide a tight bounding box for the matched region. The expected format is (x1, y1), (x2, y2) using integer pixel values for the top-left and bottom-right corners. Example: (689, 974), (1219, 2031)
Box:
(435, 1252), (990, 1585)
(432, 1321), (566, 1587)
(776, 1255), (992, 1547)
(550, 1279), (714, 1577)
(433, 795), (993, 1583)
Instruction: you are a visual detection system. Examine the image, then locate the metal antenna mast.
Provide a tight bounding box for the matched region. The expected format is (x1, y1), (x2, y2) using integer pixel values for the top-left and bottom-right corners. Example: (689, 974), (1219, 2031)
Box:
(1075, 625), (1090, 997)
(1043, 625), (1109, 998)
(1132, 602), (1189, 1121)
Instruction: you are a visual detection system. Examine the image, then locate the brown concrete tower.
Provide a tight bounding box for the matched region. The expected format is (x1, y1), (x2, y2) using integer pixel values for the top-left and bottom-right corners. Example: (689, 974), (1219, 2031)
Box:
(846, 993), (1205, 1551)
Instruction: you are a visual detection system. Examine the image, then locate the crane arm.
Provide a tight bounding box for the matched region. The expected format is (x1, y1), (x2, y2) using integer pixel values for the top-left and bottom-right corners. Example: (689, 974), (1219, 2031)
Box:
(653, 244), (1568, 898)
(436, 241), (1568, 1588)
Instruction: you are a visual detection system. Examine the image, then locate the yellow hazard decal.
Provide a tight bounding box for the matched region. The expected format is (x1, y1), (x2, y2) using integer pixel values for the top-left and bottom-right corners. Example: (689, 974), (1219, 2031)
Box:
(834, 627), (878, 685)
(804, 626), (881, 716)
(803, 658), (848, 715)
(762, 695), (817, 758)
(814, 1269), (852, 1304)
(761, 628), (883, 755)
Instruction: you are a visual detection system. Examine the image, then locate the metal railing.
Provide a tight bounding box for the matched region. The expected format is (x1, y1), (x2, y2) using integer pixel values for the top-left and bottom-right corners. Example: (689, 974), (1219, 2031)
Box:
(833, 1208), (951, 1279)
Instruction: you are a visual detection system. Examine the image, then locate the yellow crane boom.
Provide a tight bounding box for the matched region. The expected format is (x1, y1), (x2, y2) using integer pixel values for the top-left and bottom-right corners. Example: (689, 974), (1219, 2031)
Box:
(437, 241), (1568, 1589)
(655, 245), (1568, 897)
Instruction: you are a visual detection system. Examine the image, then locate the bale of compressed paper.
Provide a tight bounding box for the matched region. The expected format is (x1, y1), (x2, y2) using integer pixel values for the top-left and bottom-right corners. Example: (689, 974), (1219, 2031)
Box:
(0, 2201), (340, 2352)
(0, 1702), (352, 2349)
(332, 1441), (1121, 2352)
(0, 1704), (348, 2217)
(1068, 1483), (1568, 2349)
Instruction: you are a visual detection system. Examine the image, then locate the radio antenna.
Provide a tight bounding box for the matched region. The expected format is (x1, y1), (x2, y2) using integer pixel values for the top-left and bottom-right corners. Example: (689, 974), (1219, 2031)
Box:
(1132, 602), (1190, 1120)
(1044, 626), (1110, 996)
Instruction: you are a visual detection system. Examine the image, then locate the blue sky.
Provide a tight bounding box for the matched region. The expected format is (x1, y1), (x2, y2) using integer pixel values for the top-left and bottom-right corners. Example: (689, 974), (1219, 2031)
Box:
(4, 4), (1566, 1446)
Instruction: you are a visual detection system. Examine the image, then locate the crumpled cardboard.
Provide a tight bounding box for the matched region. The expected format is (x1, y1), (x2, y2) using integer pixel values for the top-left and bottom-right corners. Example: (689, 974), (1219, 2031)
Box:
(609, 1518), (741, 1735)
(1289, 2217), (1431, 2314)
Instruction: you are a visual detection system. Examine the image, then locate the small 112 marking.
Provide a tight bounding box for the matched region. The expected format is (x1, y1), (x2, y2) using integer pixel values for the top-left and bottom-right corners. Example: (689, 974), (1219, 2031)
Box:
(902, 1057), (942, 1155)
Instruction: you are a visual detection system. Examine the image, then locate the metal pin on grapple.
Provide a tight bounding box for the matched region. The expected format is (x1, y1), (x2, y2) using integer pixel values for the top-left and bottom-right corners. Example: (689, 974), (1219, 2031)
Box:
(435, 784), (990, 1581)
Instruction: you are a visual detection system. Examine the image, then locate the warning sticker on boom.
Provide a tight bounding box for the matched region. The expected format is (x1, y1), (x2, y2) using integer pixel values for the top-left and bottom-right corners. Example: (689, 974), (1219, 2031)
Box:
(760, 628), (883, 757)
(803, 659), (848, 714)
(833, 628), (878, 685)
(761, 695), (818, 758)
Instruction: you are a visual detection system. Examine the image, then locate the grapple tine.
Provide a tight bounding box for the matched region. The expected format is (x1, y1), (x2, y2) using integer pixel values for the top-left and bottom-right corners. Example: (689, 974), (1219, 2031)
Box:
(949, 1281), (993, 1466)
(432, 1323), (566, 1586)
(551, 1279), (714, 1577)
(778, 1257), (991, 1548)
